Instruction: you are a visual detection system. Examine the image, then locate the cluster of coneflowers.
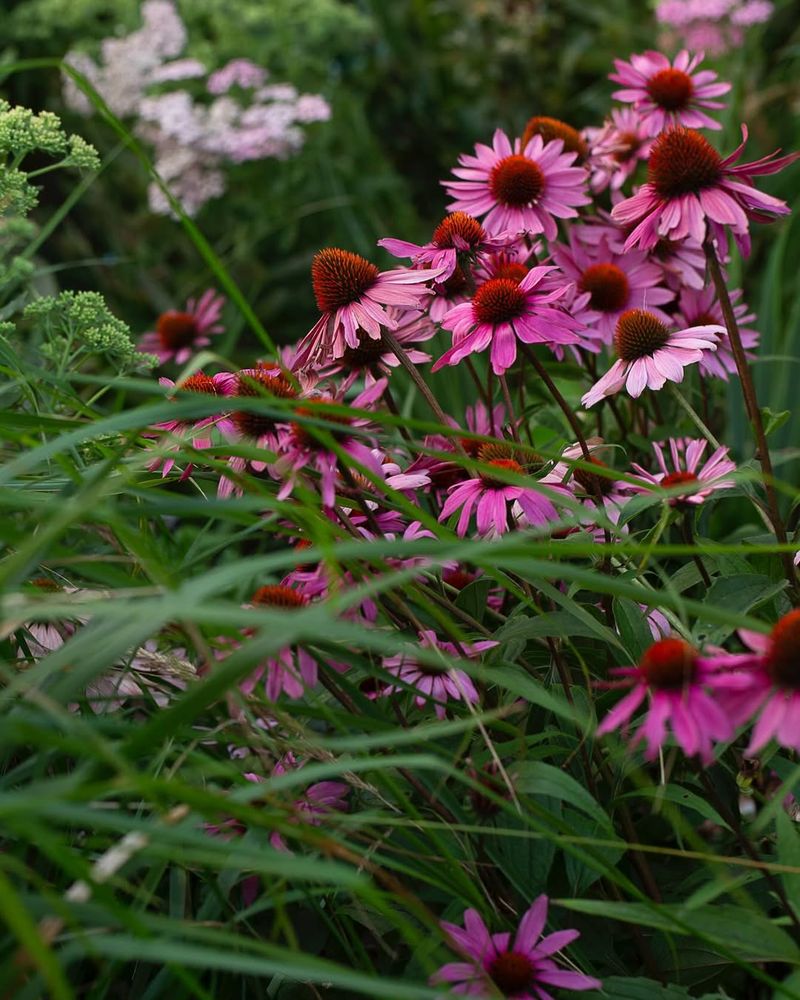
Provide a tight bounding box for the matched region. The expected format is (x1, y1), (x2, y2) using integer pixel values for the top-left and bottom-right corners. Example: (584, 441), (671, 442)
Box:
(89, 46), (800, 997)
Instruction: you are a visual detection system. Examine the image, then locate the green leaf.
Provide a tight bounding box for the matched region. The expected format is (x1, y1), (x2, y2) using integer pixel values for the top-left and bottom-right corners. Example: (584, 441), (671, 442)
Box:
(584, 977), (695, 999)
(613, 598), (654, 662)
(621, 785), (730, 831)
(777, 810), (800, 912)
(762, 406), (791, 438)
(515, 761), (614, 832)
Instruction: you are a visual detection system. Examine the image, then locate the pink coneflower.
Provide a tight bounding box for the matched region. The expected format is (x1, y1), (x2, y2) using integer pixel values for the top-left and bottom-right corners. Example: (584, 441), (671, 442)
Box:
(650, 235), (707, 291)
(581, 308), (721, 408)
(551, 233), (673, 344)
(443, 129), (590, 239)
(138, 289), (225, 365)
(474, 242), (539, 286)
(710, 612), (800, 755)
(433, 895), (601, 998)
(381, 630), (496, 719)
(273, 378), (386, 508)
(239, 585), (319, 701)
(432, 266), (582, 376)
(673, 285), (759, 379)
(440, 443), (559, 537)
(585, 107), (654, 192)
(610, 50), (731, 135)
(540, 443), (628, 521)
(628, 437), (737, 506)
(521, 116), (588, 161)
(378, 211), (509, 281)
(596, 637), (749, 763)
(612, 126), (800, 253)
(292, 248), (442, 371)
(268, 755), (349, 852)
(146, 372), (234, 479)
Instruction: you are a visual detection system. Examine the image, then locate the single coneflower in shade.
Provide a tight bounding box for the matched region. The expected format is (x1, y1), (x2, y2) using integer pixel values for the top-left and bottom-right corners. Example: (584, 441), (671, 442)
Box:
(381, 630), (497, 719)
(612, 125), (800, 254)
(521, 115), (588, 161)
(138, 289), (226, 365)
(596, 637), (750, 764)
(610, 49), (731, 135)
(443, 128), (590, 238)
(433, 265), (582, 376)
(580, 308), (722, 408)
(627, 437), (737, 506)
(673, 285), (759, 380)
(584, 107), (654, 193)
(709, 612), (800, 755)
(146, 372), (235, 480)
(268, 754), (350, 853)
(551, 232), (673, 344)
(439, 442), (561, 537)
(378, 211), (509, 280)
(292, 248), (443, 371)
(432, 895), (601, 998)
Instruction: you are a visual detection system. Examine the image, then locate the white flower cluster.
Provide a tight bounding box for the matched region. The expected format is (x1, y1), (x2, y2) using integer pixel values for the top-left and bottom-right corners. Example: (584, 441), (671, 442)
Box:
(62, 0), (331, 217)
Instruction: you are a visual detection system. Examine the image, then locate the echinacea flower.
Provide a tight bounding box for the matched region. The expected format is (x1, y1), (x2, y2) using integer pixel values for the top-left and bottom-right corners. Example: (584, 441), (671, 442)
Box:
(146, 371), (235, 479)
(673, 284), (759, 379)
(292, 248), (442, 371)
(432, 265), (582, 376)
(584, 107), (654, 192)
(433, 894), (601, 998)
(381, 630), (497, 719)
(378, 211), (509, 281)
(628, 437), (737, 505)
(521, 116), (588, 161)
(580, 308), (721, 408)
(612, 126), (800, 254)
(138, 288), (225, 365)
(596, 637), (749, 764)
(551, 233), (673, 344)
(709, 611), (800, 755)
(443, 129), (590, 238)
(610, 50), (731, 135)
(540, 443), (628, 521)
(268, 754), (349, 852)
(440, 443), (560, 537)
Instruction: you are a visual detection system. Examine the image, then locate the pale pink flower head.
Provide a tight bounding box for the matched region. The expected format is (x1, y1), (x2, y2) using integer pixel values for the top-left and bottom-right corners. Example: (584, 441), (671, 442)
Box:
(610, 50), (731, 135)
(432, 265), (583, 376)
(433, 894), (601, 997)
(596, 637), (750, 764)
(628, 437), (737, 506)
(585, 107), (655, 193)
(581, 308), (721, 408)
(138, 289), (225, 365)
(673, 284), (758, 379)
(293, 248), (442, 371)
(439, 442), (560, 538)
(443, 128), (590, 239)
(612, 126), (800, 255)
(551, 233), (673, 344)
(207, 58), (267, 95)
(381, 630), (497, 719)
(379, 211), (509, 281)
(710, 612), (800, 755)
(649, 235), (707, 291)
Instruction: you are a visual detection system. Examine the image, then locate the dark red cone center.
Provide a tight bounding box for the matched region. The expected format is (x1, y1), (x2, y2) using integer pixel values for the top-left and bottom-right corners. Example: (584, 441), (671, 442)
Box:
(251, 585), (308, 608)
(312, 248), (380, 312)
(768, 610), (800, 689)
(489, 154), (545, 207)
(648, 127), (723, 199)
(432, 212), (485, 250)
(640, 638), (698, 689)
(487, 950), (536, 994)
(522, 115), (587, 160)
(646, 67), (694, 111)
(473, 278), (527, 325)
(614, 309), (671, 362)
(579, 263), (630, 313)
(157, 310), (198, 350)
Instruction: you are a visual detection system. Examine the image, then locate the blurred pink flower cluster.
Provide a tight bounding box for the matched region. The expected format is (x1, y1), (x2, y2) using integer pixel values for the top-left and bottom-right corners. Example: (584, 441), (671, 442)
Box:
(62, 0), (330, 217)
(655, 0), (773, 55)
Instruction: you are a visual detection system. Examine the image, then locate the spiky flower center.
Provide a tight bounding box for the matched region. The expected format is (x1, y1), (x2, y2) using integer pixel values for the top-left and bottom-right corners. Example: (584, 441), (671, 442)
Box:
(487, 950), (536, 994)
(291, 398), (353, 449)
(489, 258), (529, 284)
(574, 457), (615, 496)
(251, 585), (308, 608)
(661, 470), (699, 490)
(579, 263), (630, 313)
(478, 441), (542, 473)
(689, 310), (719, 328)
(646, 67), (694, 111)
(614, 130), (642, 163)
(431, 211), (485, 250)
(640, 638), (697, 689)
(473, 278), (527, 326)
(30, 577), (62, 592)
(614, 309), (671, 362)
(178, 373), (219, 394)
(522, 115), (587, 159)
(443, 568), (476, 591)
(489, 154), (545, 207)
(157, 310), (198, 350)
(341, 330), (386, 370)
(311, 248), (380, 313)
(648, 127), (723, 199)
(232, 369), (297, 439)
(767, 610), (800, 689)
